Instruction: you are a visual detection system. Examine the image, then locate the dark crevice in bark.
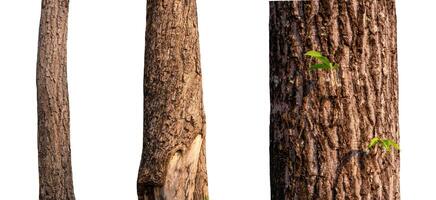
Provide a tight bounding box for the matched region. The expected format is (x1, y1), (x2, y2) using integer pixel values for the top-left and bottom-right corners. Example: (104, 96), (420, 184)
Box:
(332, 150), (368, 200)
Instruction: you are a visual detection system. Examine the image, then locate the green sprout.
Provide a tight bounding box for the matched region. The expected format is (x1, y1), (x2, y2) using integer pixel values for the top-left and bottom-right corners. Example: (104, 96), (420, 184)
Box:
(304, 50), (339, 70)
(368, 137), (399, 152)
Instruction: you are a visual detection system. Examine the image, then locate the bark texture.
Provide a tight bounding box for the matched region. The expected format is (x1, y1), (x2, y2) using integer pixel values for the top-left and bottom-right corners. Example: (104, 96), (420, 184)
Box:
(137, 0), (208, 199)
(270, 1), (399, 199)
(36, 0), (74, 200)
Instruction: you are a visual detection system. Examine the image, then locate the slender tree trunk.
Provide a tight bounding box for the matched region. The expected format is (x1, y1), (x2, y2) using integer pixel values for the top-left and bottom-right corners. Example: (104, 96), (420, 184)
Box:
(137, 0), (208, 199)
(269, 1), (399, 199)
(36, 0), (74, 200)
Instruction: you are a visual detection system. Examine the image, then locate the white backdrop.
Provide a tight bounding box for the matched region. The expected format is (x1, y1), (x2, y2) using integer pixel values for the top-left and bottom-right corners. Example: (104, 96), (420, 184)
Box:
(0, 0), (433, 199)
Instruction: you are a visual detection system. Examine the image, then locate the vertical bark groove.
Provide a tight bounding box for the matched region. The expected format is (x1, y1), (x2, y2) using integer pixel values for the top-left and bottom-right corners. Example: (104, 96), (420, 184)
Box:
(270, 1), (399, 199)
(137, 0), (208, 199)
(36, 0), (75, 200)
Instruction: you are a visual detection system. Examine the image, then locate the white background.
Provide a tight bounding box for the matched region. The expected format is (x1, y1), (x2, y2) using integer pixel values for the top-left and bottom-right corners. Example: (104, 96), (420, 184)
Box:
(0, 0), (433, 199)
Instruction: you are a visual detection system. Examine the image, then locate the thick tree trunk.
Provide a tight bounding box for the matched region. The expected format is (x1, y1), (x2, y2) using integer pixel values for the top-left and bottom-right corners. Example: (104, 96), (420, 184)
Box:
(137, 0), (208, 199)
(269, 1), (399, 200)
(36, 0), (74, 200)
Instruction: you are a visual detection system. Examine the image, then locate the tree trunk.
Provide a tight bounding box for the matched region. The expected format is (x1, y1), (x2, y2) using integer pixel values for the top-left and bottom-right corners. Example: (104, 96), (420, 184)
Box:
(269, 1), (399, 200)
(36, 0), (74, 200)
(137, 0), (208, 199)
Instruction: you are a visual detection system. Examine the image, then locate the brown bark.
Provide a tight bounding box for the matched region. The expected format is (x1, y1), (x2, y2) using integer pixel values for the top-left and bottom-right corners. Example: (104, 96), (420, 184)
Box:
(137, 0), (208, 199)
(269, 1), (399, 200)
(36, 0), (74, 200)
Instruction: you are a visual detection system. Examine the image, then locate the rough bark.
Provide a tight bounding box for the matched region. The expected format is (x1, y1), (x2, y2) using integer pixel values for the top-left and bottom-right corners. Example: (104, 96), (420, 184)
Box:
(36, 0), (75, 200)
(269, 1), (399, 200)
(137, 0), (208, 199)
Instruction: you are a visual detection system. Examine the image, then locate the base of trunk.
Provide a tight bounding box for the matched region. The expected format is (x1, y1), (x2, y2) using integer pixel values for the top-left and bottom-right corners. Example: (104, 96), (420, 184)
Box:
(140, 135), (207, 200)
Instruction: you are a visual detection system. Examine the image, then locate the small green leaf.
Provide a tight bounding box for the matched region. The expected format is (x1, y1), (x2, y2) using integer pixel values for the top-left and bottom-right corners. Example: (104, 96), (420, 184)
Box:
(316, 56), (331, 66)
(368, 137), (380, 149)
(305, 50), (338, 71)
(309, 63), (329, 70)
(385, 139), (400, 151)
(392, 142), (400, 150)
(382, 140), (390, 152)
(304, 50), (322, 58)
(368, 137), (399, 153)
(304, 50), (329, 64)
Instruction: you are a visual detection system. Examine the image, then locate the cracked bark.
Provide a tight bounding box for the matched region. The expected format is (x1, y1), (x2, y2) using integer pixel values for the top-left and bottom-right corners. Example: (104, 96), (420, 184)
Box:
(36, 0), (75, 200)
(137, 0), (208, 199)
(270, 1), (399, 199)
